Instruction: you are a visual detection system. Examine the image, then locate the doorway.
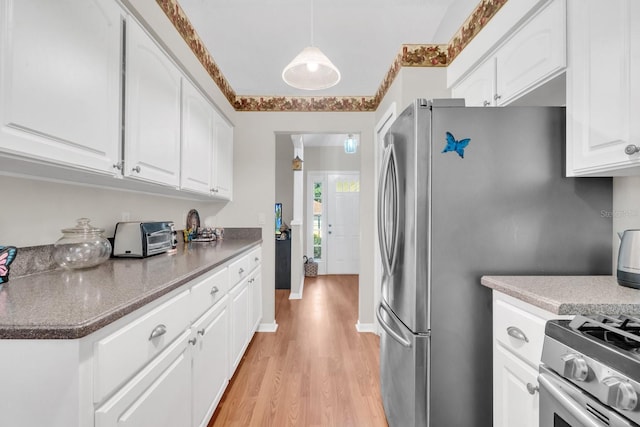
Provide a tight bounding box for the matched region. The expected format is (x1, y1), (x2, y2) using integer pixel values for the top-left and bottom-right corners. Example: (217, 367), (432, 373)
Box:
(306, 172), (360, 275)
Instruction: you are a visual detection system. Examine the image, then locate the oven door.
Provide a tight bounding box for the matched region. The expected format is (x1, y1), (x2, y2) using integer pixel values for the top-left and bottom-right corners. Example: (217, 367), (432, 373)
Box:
(538, 365), (636, 427)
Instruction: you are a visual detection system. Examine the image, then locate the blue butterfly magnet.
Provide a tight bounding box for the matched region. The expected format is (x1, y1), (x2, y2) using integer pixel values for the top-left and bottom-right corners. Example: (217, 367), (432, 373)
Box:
(0, 246), (18, 285)
(442, 132), (471, 158)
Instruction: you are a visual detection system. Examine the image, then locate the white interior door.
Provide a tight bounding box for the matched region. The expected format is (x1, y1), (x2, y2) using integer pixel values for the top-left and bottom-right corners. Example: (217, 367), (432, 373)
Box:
(327, 173), (360, 274)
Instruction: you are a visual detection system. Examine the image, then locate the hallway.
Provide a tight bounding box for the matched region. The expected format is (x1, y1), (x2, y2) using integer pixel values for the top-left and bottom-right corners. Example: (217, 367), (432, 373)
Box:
(208, 275), (387, 427)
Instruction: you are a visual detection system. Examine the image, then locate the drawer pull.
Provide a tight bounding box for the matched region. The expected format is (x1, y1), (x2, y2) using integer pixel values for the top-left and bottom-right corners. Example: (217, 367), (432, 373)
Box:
(507, 326), (529, 343)
(188, 337), (197, 345)
(526, 383), (539, 395)
(149, 324), (167, 340)
(197, 328), (205, 336)
(210, 286), (219, 296)
(238, 268), (245, 274)
(254, 257), (259, 262)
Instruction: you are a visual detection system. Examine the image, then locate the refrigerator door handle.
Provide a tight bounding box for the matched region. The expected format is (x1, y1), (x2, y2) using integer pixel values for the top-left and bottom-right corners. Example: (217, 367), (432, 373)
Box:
(376, 301), (411, 348)
(377, 144), (399, 275)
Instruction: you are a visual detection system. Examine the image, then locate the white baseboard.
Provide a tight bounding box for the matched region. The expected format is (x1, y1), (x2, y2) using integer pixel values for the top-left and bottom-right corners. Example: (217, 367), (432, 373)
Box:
(257, 322), (278, 333)
(355, 322), (378, 334)
(289, 277), (305, 300)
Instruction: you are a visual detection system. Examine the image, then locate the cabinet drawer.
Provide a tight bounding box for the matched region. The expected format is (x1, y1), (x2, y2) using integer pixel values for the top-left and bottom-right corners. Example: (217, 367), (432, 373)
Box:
(493, 296), (548, 368)
(93, 289), (191, 402)
(191, 267), (229, 320)
(228, 254), (249, 286)
(248, 246), (262, 272)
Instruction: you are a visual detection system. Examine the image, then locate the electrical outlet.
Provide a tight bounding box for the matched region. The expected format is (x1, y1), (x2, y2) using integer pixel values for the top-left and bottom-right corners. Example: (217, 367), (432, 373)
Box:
(258, 213), (266, 225)
(121, 212), (130, 221)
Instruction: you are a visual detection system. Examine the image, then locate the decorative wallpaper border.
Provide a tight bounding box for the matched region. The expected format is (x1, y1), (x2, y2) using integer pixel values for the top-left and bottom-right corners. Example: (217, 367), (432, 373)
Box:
(156, 0), (508, 112)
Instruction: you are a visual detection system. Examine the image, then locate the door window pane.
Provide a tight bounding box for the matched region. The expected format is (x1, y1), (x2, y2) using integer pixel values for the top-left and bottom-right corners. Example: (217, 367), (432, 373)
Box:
(313, 182), (322, 260)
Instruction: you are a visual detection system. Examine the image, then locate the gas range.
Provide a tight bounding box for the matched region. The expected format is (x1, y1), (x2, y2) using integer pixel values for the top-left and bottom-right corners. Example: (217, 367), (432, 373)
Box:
(541, 315), (640, 426)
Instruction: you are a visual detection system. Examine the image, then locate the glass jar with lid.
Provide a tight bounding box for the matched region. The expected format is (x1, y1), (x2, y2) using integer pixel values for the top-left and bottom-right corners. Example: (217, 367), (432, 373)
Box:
(53, 218), (112, 269)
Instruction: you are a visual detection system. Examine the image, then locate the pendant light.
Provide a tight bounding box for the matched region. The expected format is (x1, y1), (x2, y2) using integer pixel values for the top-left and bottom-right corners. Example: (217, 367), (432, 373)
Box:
(344, 134), (358, 154)
(282, 0), (341, 90)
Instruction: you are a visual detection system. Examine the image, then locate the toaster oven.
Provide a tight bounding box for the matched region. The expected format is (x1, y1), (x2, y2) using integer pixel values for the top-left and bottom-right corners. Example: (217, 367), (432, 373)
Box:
(113, 221), (175, 258)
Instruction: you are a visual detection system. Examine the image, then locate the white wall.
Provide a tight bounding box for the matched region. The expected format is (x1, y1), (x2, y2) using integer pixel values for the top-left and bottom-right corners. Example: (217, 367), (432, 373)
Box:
(211, 112), (375, 327)
(0, 176), (225, 247)
(612, 176), (640, 268)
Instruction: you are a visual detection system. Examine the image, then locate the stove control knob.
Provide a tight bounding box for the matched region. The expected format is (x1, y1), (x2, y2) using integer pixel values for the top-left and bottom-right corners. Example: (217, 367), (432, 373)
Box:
(603, 377), (638, 411)
(561, 353), (589, 382)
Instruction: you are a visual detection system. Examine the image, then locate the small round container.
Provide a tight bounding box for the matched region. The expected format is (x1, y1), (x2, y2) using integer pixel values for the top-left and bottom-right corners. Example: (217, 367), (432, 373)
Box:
(53, 218), (112, 269)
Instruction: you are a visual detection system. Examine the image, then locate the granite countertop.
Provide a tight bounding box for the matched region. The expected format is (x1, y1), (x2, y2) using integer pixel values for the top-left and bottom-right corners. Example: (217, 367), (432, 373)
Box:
(481, 275), (640, 315)
(0, 238), (261, 340)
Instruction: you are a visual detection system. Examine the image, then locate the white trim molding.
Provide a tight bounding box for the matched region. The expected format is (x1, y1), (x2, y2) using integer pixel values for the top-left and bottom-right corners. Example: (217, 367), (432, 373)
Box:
(289, 277), (305, 300)
(257, 322), (279, 333)
(355, 322), (378, 334)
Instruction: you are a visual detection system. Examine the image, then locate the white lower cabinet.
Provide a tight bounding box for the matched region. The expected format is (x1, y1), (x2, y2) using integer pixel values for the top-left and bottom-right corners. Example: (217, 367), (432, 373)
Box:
(229, 279), (250, 375)
(0, 245), (262, 427)
(192, 297), (229, 427)
(493, 341), (540, 427)
(492, 291), (571, 427)
(249, 270), (262, 336)
(95, 329), (192, 427)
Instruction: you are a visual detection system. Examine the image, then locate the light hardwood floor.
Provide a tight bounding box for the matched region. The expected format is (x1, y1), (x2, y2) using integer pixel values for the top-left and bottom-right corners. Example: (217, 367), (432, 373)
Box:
(208, 274), (388, 427)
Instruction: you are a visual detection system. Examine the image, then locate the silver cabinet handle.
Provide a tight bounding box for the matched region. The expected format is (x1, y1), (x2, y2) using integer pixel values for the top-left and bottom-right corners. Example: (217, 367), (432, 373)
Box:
(507, 326), (529, 343)
(131, 165), (141, 173)
(149, 324), (167, 340)
(188, 337), (197, 345)
(526, 383), (539, 395)
(238, 268), (244, 274)
(210, 286), (219, 296)
(494, 93), (502, 101)
(254, 257), (259, 262)
(625, 144), (640, 155)
(113, 162), (123, 170)
(483, 100), (491, 107)
(197, 328), (205, 336)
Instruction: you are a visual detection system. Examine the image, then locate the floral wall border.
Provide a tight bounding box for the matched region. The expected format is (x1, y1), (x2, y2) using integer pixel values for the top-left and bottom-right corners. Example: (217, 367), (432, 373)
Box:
(156, 0), (507, 112)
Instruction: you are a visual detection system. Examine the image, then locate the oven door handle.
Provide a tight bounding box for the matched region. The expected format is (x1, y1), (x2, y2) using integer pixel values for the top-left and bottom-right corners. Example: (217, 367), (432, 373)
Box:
(538, 373), (607, 427)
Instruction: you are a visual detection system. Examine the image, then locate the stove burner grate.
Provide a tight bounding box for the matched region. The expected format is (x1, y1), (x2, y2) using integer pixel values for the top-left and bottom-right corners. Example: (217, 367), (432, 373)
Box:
(569, 314), (640, 352)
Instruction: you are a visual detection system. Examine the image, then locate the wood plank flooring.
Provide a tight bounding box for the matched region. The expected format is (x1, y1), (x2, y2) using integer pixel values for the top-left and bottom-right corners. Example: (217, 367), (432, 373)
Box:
(208, 275), (388, 427)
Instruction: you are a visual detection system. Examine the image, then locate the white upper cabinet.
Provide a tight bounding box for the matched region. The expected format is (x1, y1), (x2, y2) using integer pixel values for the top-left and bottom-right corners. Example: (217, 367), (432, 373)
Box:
(0, 0), (123, 175)
(124, 17), (181, 187)
(452, 0), (566, 107)
(181, 78), (214, 195)
(566, 0), (640, 176)
(452, 58), (496, 107)
(212, 114), (234, 200)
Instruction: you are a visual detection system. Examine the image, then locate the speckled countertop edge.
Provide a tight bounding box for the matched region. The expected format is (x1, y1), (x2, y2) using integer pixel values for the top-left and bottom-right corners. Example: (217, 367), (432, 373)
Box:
(0, 238), (261, 339)
(481, 275), (640, 315)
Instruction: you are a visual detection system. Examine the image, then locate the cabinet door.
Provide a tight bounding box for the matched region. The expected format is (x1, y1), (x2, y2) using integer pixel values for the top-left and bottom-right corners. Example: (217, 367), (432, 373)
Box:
(451, 58), (496, 107)
(125, 17), (181, 186)
(493, 343), (539, 427)
(496, 0), (566, 105)
(0, 0), (122, 175)
(249, 271), (262, 335)
(181, 78), (213, 195)
(567, 0), (640, 176)
(211, 115), (233, 200)
(229, 281), (249, 375)
(95, 330), (192, 427)
(192, 299), (229, 427)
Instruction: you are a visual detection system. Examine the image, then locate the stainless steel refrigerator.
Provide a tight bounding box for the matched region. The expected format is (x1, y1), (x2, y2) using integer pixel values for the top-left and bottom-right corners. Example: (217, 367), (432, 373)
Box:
(376, 99), (612, 427)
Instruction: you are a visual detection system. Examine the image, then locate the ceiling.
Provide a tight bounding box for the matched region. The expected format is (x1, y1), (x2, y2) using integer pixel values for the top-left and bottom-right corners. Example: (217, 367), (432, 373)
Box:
(177, 0), (481, 97)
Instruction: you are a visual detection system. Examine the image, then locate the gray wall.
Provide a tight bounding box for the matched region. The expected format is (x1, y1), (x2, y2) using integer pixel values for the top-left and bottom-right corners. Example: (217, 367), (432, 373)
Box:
(275, 134), (295, 229)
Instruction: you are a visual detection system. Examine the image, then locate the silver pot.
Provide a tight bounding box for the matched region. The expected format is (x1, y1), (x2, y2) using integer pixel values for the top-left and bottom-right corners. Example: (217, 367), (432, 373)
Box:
(617, 229), (640, 289)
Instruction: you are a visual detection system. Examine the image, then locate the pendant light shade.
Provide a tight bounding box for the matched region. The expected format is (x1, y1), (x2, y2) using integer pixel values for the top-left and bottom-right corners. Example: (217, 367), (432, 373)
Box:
(282, 47), (341, 90)
(282, 0), (340, 90)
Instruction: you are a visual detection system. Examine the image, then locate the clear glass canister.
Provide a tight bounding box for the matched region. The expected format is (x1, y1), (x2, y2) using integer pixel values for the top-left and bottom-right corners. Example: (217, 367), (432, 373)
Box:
(53, 218), (112, 269)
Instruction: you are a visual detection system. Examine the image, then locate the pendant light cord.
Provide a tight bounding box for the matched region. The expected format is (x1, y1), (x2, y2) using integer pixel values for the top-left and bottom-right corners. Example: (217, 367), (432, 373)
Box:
(310, 0), (314, 47)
